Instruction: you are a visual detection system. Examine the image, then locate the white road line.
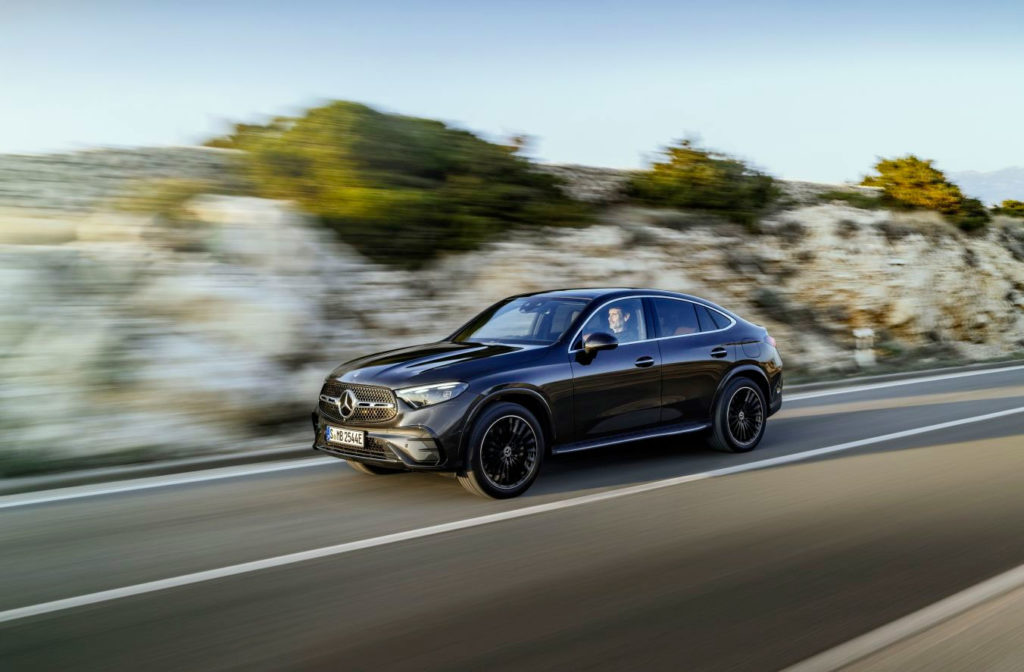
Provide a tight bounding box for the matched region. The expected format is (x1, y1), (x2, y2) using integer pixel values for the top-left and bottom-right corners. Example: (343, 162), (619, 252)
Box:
(4, 364), (1022, 509)
(786, 364), (1024, 402)
(782, 561), (1024, 672)
(1, 405), (1022, 625)
(0, 458), (337, 510)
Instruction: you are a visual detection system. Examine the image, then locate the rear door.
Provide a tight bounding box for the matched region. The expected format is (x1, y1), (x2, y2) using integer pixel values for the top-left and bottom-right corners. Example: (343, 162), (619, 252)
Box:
(650, 298), (735, 423)
(569, 297), (662, 439)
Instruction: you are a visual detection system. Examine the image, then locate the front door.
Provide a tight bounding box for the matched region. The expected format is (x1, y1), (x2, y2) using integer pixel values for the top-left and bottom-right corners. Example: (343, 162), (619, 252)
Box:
(569, 298), (662, 439)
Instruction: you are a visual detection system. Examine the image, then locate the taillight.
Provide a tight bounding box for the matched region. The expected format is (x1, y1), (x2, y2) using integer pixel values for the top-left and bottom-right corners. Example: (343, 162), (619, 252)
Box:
(765, 334), (777, 348)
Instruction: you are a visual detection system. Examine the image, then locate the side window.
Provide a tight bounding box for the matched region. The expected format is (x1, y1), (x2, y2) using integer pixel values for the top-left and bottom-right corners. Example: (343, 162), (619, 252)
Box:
(695, 305), (713, 332)
(652, 299), (700, 337)
(708, 307), (731, 330)
(696, 305), (730, 332)
(579, 298), (647, 345)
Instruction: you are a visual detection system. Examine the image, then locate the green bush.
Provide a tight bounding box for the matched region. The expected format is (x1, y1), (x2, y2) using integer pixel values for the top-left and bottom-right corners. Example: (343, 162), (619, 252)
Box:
(995, 200), (1024, 218)
(111, 178), (232, 252)
(861, 155), (989, 231)
(112, 178), (218, 222)
(625, 140), (778, 226)
(954, 198), (991, 232)
(204, 101), (586, 266)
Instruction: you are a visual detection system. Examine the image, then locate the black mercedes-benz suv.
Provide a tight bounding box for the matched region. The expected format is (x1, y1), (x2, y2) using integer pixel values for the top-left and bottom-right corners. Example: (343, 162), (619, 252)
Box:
(312, 288), (783, 498)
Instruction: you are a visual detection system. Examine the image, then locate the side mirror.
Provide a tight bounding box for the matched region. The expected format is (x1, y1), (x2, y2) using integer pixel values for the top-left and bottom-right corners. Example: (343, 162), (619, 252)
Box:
(583, 331), (619, 355)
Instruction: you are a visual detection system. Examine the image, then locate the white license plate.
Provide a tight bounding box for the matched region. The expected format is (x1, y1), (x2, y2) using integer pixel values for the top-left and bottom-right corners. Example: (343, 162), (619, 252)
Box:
(325, 426), (365, 448)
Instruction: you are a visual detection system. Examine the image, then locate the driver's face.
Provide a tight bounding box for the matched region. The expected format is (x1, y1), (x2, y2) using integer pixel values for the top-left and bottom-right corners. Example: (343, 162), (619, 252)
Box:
(608, 307), (624, 332)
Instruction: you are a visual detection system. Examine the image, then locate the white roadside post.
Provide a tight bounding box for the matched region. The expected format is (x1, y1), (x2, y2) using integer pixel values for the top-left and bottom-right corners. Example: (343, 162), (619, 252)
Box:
(853, 327), (876, 368)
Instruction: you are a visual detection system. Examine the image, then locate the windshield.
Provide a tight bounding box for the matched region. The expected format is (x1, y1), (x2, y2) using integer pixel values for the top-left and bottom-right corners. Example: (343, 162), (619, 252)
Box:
(452, 297), (589, 345)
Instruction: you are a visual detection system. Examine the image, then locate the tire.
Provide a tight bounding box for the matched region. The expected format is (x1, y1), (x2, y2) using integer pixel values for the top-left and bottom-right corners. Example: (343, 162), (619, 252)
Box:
(457, 402), (545, 499)
(346, 460), (402, 475)
(707, 377), (767, 453)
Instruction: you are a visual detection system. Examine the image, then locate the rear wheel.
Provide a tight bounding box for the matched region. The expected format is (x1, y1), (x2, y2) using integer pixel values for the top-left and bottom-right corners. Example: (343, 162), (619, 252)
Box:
(458, 402), (545, 499)
(346, 460), (402, 475)
(707, 377), (767, 453)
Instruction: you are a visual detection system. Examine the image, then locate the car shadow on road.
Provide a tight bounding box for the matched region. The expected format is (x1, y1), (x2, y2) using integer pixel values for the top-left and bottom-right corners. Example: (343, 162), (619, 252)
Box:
(526, 434), (721, 497)
(522, 396), (1024, 498)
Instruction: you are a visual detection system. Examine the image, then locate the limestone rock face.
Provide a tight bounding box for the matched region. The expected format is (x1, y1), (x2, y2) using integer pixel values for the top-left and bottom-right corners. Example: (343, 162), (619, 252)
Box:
(426, 203), (1024, 368)
(0, 147), (238, 213)
(1, 156), (1023, 474)
(533, 164), (633, 203)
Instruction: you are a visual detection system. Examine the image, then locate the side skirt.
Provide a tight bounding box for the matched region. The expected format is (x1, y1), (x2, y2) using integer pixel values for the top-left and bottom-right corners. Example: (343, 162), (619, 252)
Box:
(552, 420), (711, 455)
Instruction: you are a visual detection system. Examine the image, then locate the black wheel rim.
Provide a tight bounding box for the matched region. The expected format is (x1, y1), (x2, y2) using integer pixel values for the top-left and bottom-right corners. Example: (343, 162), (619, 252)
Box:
(480, 415), (539, 490)
(726, 386), (764, 447)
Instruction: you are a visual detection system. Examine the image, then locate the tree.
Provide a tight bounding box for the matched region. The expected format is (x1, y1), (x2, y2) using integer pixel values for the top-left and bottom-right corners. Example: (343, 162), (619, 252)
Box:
(995, 200), (1024, 218)
(861, 155), (964, 213)
(205, 101), (585, 266)
(626, 140), (777, 225)
(862, 155), (989, 231)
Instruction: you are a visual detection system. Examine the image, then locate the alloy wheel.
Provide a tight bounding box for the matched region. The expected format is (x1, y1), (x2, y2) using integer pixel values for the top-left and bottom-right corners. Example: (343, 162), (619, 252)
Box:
(479, 415), (539, 491)
(726, 386), (765, 448)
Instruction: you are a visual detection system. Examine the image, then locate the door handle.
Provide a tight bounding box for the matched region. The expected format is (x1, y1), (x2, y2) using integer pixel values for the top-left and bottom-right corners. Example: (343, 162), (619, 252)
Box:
(710, 347), (728, 359)
(634, 356), (656, 368)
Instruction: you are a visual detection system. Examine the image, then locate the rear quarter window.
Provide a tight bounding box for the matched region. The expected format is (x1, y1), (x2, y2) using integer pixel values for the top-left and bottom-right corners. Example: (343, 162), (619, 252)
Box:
(695, 304), (732, 331)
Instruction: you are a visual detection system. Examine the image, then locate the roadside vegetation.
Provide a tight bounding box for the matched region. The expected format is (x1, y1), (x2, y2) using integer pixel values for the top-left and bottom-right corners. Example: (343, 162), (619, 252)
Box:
(112, 178), (223, 221)
(995, 200), (1024, 218)
(204, 101), (587, 267)
(625, 139), (778, 227)
(860, 155), (990, 232)
(191, 104), (1014, 258)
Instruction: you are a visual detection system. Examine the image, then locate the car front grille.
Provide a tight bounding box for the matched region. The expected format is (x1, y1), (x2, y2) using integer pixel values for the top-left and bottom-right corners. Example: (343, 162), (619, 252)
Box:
(318, 381), (398, 424)
(319, 436), (396, 462)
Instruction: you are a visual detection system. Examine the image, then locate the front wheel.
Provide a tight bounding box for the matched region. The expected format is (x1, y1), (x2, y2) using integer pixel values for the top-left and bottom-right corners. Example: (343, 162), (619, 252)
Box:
(707, 378), (767, 453)
(458, 402), (545, 499)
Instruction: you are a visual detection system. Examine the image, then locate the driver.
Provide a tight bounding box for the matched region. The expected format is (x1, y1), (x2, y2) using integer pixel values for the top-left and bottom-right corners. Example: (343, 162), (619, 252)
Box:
(606, 305), (639, 343)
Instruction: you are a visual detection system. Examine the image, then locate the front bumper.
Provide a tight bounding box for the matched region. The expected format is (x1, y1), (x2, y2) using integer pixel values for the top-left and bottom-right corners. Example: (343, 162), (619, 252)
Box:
(311, 412), (456, 471)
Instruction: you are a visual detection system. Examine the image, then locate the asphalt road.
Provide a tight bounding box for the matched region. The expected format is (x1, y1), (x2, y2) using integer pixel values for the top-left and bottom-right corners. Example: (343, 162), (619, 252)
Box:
(842, 582), (1024, 671)
(2, 367), (1024, 671)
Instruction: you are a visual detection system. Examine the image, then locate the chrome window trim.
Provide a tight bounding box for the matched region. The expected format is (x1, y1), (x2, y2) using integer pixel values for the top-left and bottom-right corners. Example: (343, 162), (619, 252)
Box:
(567, 294), (736, 353)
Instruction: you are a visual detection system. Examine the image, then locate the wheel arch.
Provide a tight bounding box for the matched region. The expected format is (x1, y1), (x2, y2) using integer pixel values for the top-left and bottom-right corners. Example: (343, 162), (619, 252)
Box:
(713, 364), (771, 410)
(461, 387), (556, 461)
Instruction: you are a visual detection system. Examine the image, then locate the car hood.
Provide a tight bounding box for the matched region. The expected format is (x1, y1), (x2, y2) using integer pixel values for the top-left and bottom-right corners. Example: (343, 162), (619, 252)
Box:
(328, 341), (544, 388)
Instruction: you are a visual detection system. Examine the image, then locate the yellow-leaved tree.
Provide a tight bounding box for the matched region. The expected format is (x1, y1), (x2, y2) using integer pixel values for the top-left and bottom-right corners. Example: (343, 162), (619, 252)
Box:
(862, 155), (989, 231)
(996, 200), (1024, 218)
(861, 155), (964, 213)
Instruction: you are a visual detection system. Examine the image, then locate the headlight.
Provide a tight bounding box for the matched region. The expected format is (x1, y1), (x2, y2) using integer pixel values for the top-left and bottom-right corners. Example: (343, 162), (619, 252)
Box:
(395, 382), (468, 409)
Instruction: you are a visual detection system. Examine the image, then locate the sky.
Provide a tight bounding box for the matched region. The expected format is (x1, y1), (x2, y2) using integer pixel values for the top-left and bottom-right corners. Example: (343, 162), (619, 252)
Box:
(2, 0), (1023, 182)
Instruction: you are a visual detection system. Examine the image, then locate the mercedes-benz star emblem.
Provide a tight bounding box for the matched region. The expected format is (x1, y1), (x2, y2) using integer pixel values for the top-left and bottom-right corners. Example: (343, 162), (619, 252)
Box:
(338, 389), (358, 419)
